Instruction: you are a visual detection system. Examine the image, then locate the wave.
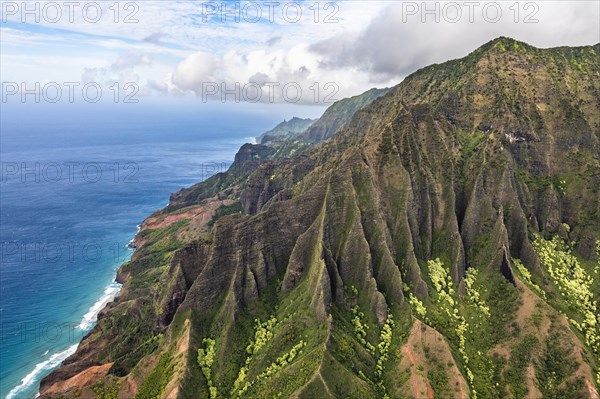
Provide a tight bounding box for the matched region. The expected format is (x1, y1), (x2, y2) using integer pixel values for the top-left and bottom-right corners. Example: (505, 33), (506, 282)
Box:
(244, 136), (257, 144)
(5, 344), (78, 399)
(5, 281), (123, 398)
(126, 224), (142, 248)
(6, 196), (134, 398)
(77, 281), (122, 330)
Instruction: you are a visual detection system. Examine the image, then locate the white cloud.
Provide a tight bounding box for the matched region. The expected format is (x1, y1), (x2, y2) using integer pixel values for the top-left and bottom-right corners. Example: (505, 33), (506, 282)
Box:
(310, 1), (600, 80)
(166, 43), (387, 104)
(162, 1), (600, 104)
(172, 52), (218, 91)
(3, 1), (599, 104)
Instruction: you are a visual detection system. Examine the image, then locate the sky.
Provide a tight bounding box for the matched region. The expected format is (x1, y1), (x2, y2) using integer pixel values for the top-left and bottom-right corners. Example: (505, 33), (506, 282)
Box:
(1, 0), (599, 107)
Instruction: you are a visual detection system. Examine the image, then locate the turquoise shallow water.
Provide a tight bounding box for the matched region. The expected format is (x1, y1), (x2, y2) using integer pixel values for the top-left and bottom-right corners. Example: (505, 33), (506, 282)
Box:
(0, 101), (301, 398)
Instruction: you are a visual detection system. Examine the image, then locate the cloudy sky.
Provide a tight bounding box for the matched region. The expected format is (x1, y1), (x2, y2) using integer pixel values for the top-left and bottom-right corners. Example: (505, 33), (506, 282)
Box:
(1, 0), (599, 105)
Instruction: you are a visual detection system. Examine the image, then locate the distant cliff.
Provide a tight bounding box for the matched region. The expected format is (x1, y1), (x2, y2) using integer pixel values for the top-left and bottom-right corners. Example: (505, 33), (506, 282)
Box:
(304, 87), (391, 142)
(256, 117), (316, 144)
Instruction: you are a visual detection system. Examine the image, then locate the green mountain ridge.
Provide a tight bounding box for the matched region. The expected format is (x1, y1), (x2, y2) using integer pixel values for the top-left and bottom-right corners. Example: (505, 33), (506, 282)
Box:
(256, 117), (316, 145)
(303, 87), (392, 142)
(39, 37), (600, 399)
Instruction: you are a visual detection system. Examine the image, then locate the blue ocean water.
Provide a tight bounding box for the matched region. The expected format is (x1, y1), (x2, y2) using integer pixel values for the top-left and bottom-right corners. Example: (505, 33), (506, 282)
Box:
(0, 100), (324, 399)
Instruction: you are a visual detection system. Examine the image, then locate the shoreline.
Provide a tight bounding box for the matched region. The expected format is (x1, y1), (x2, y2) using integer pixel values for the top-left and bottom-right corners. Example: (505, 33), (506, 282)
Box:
(5, 241), (134, 399)
(4, 138), (253, 399)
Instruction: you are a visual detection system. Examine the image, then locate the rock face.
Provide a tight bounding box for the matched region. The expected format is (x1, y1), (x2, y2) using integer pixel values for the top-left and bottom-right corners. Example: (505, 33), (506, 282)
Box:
(304, 87), (391, 142)
(256, 117), (316, 144)
(40, 38), (600, 399)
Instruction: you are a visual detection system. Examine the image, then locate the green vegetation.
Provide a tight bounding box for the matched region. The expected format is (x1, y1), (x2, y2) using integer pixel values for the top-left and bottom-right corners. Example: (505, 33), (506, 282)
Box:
(375, 314), (394, 395)
(351, 305), (376, 355)
(537, 326), (587, 398)
(208, 202), (242, 228)
(91, 379), (121, 399)
(197, 338), (217, 399)
(254, 340), (306, 381)
(134, 353), (174, 399)
(231, 316), (278, 397)
(407, 291), (428, 320)
(533, 235), (599, 355)
(457, 129), (486, 167)
(505, 334), (538, 398)
(235, 336), (307, 397)
(421, 342), (455, 399)
(512, 258), (546, 299)
(256, 117), (315, 144)
(423, 259), (477, 398)
(464, 268), (490, 317)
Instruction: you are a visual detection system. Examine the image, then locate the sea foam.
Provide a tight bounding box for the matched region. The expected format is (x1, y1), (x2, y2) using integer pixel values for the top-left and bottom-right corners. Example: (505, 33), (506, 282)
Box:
(6, 280), (123, 398)
(6, 344), (78, 399)
(77, 281), (122, 330)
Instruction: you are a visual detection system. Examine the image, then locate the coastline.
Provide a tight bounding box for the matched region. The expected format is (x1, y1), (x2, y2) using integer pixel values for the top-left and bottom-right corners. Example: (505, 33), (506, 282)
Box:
(0, 121), (269, 398)
(4, 139), (250, 399)
(5, 243), (132, 399)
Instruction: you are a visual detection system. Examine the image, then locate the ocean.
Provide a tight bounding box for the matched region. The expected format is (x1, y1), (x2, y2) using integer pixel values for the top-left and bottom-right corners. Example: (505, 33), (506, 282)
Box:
(0, 100), (324, 399)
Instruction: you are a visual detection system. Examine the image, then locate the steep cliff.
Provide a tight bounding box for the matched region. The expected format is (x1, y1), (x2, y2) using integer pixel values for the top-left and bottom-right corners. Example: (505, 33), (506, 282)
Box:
(40, 38), (600, 399)
(257, 117), (316, 144)
(304, 87), (391, 142)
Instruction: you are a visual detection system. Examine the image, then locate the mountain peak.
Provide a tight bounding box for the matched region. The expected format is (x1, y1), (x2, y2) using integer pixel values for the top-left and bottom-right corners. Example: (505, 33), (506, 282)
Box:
(463, 36), (534, 63)
(255, 116), (315, 144)
(485, 36), (531, 51)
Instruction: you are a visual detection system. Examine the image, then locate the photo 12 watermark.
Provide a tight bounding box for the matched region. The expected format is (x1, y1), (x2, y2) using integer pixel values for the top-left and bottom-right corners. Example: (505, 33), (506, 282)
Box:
(398, 1), (540, 24)
(1, 162), (139, 183)
(1, 322), (92, 344)
(197, 162), (229, 181)
(1, 241), (132, 264)
(0, 1), (140, 24)
(199, 1), (340, 24)
(1, 82), (140, 104)
(192, 81), (339, 104)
